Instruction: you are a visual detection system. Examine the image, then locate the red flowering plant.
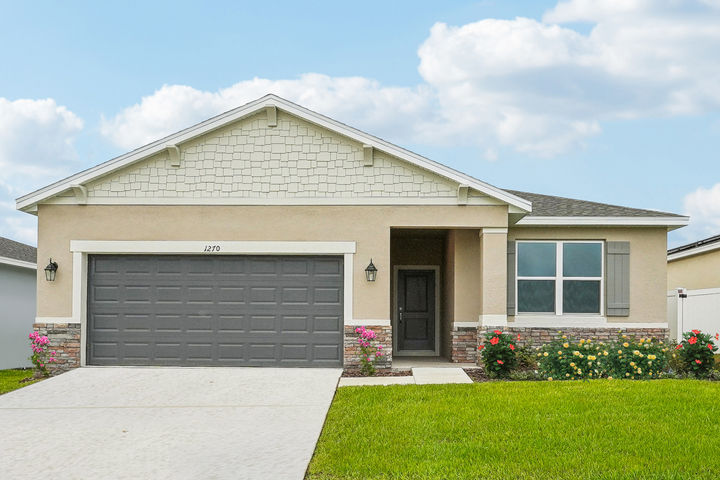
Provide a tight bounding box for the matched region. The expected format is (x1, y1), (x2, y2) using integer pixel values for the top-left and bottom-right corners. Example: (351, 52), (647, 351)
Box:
(675, 330), (718, 378)
(478, 330), (517, 378)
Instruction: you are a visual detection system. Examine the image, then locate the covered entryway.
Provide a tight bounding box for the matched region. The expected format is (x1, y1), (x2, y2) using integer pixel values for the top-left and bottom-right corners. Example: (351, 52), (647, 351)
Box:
(87, 254), (344, 367)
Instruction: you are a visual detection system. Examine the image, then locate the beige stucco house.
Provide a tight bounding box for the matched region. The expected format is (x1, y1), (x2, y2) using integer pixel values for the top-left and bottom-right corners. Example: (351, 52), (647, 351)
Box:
(668, 234), (720, 291)
(17, 95), (688, 370)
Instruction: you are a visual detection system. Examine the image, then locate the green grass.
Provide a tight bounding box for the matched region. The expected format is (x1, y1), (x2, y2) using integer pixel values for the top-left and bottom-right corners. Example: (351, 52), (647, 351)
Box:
(307, 380), (720, 480)
(0, 369), (36, 394)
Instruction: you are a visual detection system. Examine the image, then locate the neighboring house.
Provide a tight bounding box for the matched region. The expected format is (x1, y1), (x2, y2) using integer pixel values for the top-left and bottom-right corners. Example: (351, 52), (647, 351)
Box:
(666, 234), (720, 340)
(15, 95), (689, 370)
(0, 237), (37, 369)
(667, 234), (720, 290)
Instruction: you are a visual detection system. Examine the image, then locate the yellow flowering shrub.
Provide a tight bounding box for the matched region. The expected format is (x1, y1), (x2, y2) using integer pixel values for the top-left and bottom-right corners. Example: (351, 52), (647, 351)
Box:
(537, 333), (670, 380)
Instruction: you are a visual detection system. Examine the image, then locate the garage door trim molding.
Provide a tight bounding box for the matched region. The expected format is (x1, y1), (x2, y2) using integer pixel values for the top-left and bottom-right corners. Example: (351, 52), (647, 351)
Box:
(70, 240), (355, 366)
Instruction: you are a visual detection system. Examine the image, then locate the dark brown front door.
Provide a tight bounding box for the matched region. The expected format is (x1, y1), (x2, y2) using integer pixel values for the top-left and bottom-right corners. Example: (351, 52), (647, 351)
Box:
(397, 269), (436, 352)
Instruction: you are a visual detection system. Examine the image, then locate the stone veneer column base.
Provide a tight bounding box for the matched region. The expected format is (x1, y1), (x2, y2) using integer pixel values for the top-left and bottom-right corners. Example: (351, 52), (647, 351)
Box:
(32, 323), (81, 374)
(343, 325), (392, 370)
(450, 326), (478, 363)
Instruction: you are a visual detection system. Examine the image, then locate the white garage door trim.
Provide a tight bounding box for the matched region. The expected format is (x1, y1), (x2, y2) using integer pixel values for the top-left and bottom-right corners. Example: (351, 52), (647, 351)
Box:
(69, 240), (356, 366)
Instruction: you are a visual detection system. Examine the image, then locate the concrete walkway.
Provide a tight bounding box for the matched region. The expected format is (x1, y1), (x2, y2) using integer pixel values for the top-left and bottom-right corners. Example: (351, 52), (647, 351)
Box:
(0, 367), (341, 480)
(339, 367), (474, 386)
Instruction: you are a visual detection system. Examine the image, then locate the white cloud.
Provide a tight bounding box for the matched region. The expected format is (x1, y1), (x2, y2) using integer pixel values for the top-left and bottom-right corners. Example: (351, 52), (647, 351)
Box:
(100, 75), (435, 151)
(682, 183), (720, 241)
(101, 0), (720, 158)
(0, 98), (83, 244)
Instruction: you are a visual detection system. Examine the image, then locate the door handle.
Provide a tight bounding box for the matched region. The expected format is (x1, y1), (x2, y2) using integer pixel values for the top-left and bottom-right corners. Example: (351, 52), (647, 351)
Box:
(399, 307), (403, 324)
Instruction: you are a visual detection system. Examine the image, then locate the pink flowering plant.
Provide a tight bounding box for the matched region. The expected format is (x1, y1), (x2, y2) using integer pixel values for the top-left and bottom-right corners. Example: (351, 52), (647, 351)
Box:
(478, 330), (517, 378)
(675, 330), (718, 378)
(355, 326), (384, 376)
(28, 331), (57, 377)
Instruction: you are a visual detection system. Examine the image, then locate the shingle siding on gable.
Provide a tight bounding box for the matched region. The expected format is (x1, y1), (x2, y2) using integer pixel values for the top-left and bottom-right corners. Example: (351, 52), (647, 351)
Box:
(87, 112), (460, 199)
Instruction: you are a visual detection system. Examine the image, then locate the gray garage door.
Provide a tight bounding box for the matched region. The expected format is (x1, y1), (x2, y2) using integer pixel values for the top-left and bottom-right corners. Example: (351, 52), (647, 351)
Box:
(87, 254), (343, 367)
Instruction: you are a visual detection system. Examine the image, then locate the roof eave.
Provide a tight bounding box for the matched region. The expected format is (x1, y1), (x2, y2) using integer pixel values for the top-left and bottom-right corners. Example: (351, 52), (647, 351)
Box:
(515, 216), (690, 231)
(668, 240), (720, 261)
(0, 256), (37, 269)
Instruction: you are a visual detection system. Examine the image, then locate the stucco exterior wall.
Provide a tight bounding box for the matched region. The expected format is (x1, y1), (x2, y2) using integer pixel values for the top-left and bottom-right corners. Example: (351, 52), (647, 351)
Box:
(81, 111), (466, 201)
(668, 248), (720, 290)
(508, 227), (668, 324)
(0, 264), (36, 369)
(450, 230), (483, 323)
(36, 204), (508, 321)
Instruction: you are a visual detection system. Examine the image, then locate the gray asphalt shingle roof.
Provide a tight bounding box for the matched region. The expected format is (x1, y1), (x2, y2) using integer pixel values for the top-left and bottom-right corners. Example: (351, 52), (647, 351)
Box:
(0, 237), (37, 263)
(505, 190), (685, 218)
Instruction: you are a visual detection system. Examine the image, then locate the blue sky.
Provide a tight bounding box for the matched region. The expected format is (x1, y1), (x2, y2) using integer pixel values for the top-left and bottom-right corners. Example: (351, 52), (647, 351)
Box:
(1, 0), (719, 246)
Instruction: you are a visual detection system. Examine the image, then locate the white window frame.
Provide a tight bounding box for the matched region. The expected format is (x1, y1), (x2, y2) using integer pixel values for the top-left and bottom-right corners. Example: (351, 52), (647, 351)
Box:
(516, 240), (604, 316)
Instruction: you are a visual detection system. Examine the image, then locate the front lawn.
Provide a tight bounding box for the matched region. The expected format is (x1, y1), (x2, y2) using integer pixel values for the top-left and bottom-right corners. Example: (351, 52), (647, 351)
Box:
(0, 369), (36, 394)
(307, 380), (720, 479)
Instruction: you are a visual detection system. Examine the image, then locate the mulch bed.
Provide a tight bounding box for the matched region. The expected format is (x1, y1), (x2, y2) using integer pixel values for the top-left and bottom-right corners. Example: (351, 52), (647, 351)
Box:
(342, 369), (412, 377)
(463, 368), (491, 382)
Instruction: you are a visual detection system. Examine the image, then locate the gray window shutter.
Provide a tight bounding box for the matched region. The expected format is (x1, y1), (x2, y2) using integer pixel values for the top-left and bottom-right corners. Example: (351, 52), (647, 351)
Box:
(606, 241), (630, 316)
(507, 241), (516, 316)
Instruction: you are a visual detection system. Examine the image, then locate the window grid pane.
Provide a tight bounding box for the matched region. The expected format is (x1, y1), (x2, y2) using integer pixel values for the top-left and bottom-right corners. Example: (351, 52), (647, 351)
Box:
(517, 242), (556, 277)
(563, 243), (602, 277)
(518, 280), (555, 313)
(563, 280), (601, 314)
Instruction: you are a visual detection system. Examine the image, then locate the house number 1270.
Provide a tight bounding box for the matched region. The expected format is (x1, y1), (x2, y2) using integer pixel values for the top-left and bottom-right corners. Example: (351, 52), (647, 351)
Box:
(203, 245), (221, 252)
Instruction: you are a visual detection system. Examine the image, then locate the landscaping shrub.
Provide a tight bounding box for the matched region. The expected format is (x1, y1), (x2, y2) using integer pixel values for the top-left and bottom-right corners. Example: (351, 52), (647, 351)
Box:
(28, 331), (57, 377)
(354, 326), (385, 376)
(536, 333), (670, 381)
(536, 335), (609, 380)
(515, 344), (538, 370)
(478, 330), (517, 378)
(608, 335), (669, 379)
(675, 330), (718, 378)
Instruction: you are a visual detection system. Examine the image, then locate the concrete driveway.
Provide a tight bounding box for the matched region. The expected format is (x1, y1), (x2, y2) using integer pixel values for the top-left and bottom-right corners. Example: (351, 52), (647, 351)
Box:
(0, 367), (341, 480)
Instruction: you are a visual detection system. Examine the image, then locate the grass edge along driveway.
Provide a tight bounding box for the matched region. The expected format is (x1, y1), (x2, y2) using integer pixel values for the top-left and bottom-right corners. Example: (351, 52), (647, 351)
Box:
(307, 380), (720, 480)
(0, 369), (36, 395)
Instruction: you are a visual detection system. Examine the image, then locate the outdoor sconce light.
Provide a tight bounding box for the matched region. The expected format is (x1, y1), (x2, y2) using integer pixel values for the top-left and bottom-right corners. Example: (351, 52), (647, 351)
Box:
(365, 259), (377, 282)
(44, 258), (58, 282)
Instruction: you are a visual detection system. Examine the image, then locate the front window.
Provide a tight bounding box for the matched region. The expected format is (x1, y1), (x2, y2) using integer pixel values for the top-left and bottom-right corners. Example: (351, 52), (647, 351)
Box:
(517, 241), (603, 315)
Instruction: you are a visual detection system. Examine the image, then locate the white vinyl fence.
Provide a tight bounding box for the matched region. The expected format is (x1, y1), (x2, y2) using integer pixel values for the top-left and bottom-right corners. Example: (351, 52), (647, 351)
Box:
(667, 288), (720, 341)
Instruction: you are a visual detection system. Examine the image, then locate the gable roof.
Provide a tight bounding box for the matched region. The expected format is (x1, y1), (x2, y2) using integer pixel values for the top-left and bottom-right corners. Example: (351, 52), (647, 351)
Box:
(16, 94), (532, 213)
(507, 190), (689, 230)
(0, 236), (37, 269)
(667, 233), (720, 261)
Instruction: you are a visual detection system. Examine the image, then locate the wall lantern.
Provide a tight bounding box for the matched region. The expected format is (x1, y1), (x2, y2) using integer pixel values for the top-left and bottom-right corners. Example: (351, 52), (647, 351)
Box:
(44, 258), (58, 282)
(365, 259), (377, 282)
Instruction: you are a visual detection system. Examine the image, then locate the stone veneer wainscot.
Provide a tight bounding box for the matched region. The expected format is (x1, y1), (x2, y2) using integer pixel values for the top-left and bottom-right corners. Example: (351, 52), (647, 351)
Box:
(32, 323), (80, 374)
(343, 325), (392, 370)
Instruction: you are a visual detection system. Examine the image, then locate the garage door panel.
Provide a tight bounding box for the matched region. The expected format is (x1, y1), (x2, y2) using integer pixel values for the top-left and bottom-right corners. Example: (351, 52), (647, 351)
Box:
(88, 255), (343, 367)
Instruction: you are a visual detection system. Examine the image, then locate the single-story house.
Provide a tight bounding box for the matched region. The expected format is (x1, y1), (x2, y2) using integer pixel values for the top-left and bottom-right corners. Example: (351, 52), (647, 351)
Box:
(668, 234), (720, 290)
(0, 236), (37, 369)
(16, 95), (689, 370)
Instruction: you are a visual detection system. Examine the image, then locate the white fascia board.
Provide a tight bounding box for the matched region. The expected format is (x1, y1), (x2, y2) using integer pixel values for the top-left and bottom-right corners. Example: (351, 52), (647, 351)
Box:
(70, 240), (357, 255)
(0, 256), (37, 269)
(516, 216), (690, 229)
(668, 240), (720, 261)
(16, 94), (532, 213)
